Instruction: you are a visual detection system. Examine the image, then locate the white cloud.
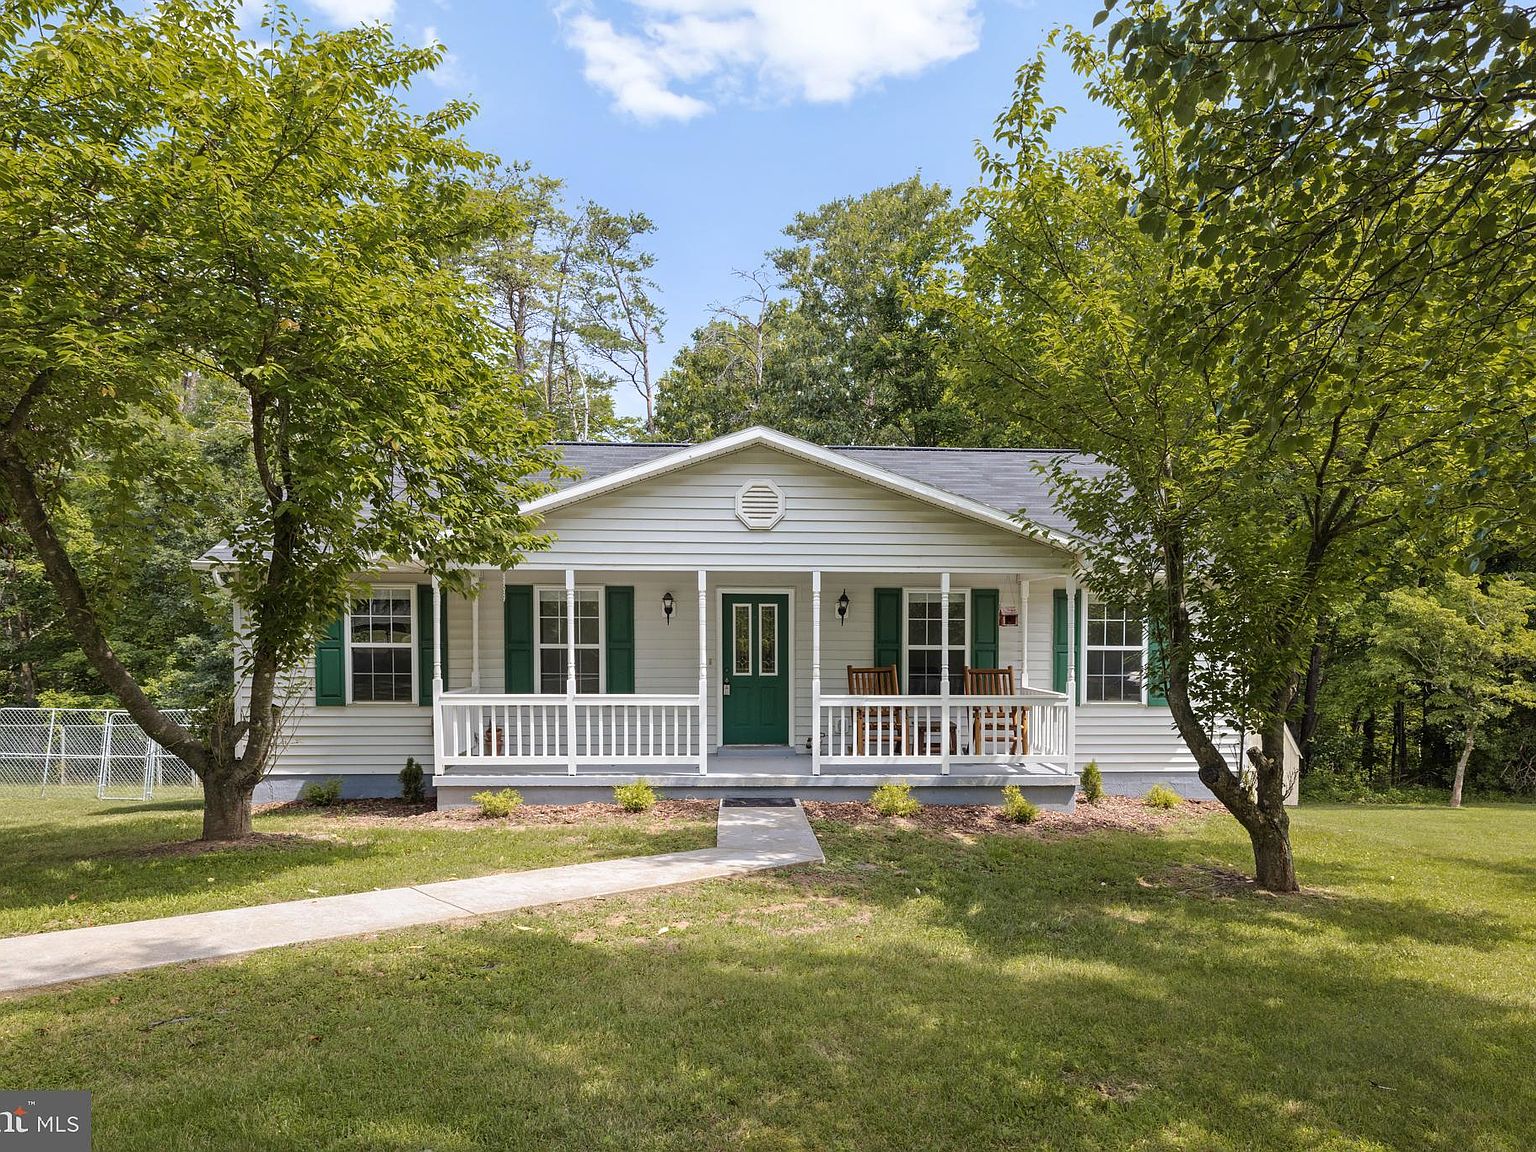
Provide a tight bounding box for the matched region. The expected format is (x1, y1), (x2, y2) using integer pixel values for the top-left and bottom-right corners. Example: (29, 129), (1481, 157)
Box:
(559, 0), (981, 121)
(421, 25), (470, 89)
(308, 0), (397, 23)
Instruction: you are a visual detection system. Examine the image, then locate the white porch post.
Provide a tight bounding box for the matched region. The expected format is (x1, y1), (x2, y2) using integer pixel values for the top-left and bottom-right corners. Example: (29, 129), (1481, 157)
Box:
(431, 574), (444, 774)
(811, 570), (822, 776)
(470, 571), (481, 691)
(940, 571), (952, 776)
(1065, 571), (1078, 773)
(565, 568), (578, 775)
(1018, 576), (1030, 687)
(697, 569), (708, 774)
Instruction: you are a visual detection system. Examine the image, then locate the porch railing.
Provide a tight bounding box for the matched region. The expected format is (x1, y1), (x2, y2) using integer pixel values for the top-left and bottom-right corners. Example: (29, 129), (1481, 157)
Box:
(438, 693), (703, 772)
(816, 690), (1071, 772)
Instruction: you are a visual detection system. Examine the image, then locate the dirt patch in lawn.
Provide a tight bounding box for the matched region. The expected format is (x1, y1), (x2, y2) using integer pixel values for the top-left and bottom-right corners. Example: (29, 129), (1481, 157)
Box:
(254, 797), (717, 831)
(126, 832), (332, 859)
(1152, 863), (1334, 901)
(803, 794), (1221, 839)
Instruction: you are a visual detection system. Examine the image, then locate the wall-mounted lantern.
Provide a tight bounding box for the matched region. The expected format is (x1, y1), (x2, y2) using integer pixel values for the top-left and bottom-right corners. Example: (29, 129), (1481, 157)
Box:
(836, 589), (850, 625)
(662, 591), (674, 625)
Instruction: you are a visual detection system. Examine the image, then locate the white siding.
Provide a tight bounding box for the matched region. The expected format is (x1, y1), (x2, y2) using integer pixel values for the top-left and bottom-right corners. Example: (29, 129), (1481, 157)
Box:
(235, 597), (434, 777)
(524, 445), (1065, 574)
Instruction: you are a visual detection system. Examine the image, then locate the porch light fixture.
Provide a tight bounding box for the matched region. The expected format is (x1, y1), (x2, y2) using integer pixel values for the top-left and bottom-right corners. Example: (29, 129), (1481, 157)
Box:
(662, 591), (674, 625)
(836, 589), (850, 625)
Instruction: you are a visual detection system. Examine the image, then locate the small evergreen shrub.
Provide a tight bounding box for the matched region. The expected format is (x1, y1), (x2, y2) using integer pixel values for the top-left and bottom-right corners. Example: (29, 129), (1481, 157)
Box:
(1000, 784), (1039, 824)
(871, 781), (920, 817)
(400, 757), (425, 804)
(1145, 783), (1183, 810)
(299, 778), (343, 807)
(472, 788), (523, 817)
(1080, 760), (1104, 804)
(614, 780), (657, 812)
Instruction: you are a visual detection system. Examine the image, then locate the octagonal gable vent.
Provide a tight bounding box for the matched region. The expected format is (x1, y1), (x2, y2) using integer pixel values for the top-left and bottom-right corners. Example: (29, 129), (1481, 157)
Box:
(735, 480), (785, 530)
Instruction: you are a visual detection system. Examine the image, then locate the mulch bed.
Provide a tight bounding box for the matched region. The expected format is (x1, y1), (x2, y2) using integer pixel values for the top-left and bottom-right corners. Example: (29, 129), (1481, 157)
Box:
(802, 794), (1222, 839)
(252, 797), (717, 830)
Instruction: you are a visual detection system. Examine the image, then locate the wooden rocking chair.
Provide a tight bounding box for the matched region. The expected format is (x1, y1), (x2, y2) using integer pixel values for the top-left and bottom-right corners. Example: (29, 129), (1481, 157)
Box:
(846, 664), (905, 755)
(964, 667), (1027, 756)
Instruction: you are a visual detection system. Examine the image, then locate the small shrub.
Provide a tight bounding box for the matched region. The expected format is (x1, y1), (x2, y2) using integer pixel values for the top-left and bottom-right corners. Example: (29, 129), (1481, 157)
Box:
(1000, 784), (1039, 824)
(871, 781), (920, 817)
(1080, 760), (1104, 804)
(614, 779), (657, 812)
(472, 788), (523, 818)
(400, 757), (425, 804)
(299, 778), (343, 807)
(1144, 783), (1183, 810)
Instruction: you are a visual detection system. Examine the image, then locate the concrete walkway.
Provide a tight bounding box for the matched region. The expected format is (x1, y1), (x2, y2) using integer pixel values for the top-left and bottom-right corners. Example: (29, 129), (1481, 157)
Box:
(0, 803), (823, 995)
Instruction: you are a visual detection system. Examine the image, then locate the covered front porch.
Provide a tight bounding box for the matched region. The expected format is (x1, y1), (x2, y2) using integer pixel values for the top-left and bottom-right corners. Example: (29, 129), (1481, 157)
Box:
(427, 564), (1084, 802)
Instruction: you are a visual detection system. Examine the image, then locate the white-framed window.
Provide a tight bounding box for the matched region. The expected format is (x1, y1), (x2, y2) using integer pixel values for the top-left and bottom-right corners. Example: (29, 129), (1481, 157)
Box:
(537, 588), (602, 694)
(1086, 601), (1144, 702)
(905, 590), (967, 695)
(349, 585), (414, 703)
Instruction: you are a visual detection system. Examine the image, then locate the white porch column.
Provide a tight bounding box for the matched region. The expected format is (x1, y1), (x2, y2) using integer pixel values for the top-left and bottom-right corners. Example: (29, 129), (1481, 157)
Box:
(470, 571), (481, 691)
(811, 570), (822, 776)
(697, 569), (709, 774)
(1065, 570), (1078, 773)
(1018, 576), (1030, 687)
(431, 574), (445, 774)
(940, 571), (952, 776)
(565, 568), (578, 775)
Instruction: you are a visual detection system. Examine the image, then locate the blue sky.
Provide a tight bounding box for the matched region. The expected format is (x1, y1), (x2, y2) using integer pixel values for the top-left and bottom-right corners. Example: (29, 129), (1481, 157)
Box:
(267, 1), (1122, 419)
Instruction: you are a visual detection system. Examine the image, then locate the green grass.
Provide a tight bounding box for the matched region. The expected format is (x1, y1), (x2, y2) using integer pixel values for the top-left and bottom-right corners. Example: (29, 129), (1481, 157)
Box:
(3, 803), (1534, 1150)
(0, 797), (714, 937)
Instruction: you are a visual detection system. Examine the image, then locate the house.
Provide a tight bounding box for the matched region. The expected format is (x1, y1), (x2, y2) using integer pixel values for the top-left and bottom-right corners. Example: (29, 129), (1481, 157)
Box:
(202, 427), (1297, 808)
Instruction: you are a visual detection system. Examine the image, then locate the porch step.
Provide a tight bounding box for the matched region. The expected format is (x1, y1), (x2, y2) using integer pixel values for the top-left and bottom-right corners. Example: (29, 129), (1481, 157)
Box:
(722, 797), (799, 808)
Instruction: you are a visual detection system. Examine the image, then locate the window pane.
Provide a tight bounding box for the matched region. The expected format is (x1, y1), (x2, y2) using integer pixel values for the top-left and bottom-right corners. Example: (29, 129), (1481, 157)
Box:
(733, 604), (752, 675)
(576, 648), (600, 693)
(759, 604), (778, 675)
(540, 649), (565, 694)
(907, 650), (940, 695)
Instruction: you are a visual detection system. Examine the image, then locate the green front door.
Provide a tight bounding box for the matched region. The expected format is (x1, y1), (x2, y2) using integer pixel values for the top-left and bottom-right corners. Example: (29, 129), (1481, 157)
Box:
(721, 593), (790, 745)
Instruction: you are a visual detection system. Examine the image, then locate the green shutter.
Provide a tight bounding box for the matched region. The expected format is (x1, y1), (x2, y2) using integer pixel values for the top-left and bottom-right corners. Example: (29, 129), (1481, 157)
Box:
(605, 586), (635, 693)
(416, 584), (448, 706)
(873, 587), (903, 687)
(972, 588), (999, 670)
(315, 616), (346, 706)
(504, 585), (534, 693)
(1146, 616), (1169, 707)
(1052, 589), (1084, 696)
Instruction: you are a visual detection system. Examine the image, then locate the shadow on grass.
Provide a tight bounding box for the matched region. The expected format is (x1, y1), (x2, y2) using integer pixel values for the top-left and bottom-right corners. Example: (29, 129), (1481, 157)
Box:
(4, 816), (1532, 1150)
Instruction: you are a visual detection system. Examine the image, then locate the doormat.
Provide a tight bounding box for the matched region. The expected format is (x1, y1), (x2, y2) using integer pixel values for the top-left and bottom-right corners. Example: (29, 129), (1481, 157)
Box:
(721, 797), (798, 808)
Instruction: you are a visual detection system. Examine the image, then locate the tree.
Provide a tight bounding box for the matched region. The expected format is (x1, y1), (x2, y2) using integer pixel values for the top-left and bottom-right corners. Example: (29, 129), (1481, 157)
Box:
(1374, 574), (1536, 807)
(465, 175), (639, 441)
(0, 2), (556, 838)
(580, 206), (665, 435)
(947, 34), (1514, 890)
(772, 175), (967, 446)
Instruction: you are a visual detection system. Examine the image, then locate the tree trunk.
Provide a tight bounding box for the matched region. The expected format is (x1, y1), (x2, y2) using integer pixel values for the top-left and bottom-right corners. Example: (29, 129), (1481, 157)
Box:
(1450, 726), (1475, 808)
(1250, 817), (1298, 892)
(1157, 538), (1300, 893)
(1361, 713), (1377, 786)
(1298, 639), (1324, 776)
(202, 770), (254, 839)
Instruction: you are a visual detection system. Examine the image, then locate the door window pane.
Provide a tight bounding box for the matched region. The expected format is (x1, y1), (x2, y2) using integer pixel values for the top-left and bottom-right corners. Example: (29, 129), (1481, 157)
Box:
(733, 603), (752, 675)
(759, 604), (778, 675)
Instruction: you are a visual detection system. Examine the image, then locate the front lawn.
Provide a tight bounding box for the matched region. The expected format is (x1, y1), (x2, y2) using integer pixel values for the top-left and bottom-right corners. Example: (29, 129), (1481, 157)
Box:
(2, 803), (1533, 1150)
(0, 796), (715, 937)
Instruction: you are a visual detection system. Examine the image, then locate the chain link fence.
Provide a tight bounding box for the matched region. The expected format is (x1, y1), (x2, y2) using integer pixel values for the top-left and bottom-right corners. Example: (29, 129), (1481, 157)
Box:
(0, 707), (199, 801)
